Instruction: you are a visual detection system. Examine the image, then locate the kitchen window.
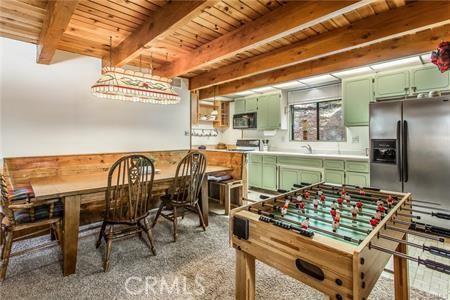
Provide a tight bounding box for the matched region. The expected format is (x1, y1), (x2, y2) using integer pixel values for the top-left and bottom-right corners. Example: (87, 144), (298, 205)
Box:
(291, 99), (345, 142)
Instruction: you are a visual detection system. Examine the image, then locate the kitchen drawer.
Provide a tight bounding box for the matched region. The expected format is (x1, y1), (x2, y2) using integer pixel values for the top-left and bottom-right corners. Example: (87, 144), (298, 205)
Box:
(277, 156), (323, 168)
(262, 155), (277, 164)
(324, 159), (345, 170)
(345, 161), (369, 173)
(249, 155), (263, 163)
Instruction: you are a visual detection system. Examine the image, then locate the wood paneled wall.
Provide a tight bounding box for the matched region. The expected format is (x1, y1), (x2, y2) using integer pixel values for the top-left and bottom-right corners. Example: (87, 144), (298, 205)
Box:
(203, 150), (243, 180)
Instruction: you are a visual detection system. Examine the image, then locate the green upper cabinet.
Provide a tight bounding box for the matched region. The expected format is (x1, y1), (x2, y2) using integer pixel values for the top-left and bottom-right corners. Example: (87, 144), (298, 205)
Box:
(410, 65), (450, 94)
(246, 97), (258, 112)
(257, 94), (281, 130)
(234, 98), (246, 114)
(375, 70), (409, 99)
(343, 76), (374, 127)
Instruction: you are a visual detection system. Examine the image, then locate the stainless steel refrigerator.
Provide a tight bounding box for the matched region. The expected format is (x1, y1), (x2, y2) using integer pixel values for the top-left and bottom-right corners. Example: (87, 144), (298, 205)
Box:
(369, 96), (450, 228)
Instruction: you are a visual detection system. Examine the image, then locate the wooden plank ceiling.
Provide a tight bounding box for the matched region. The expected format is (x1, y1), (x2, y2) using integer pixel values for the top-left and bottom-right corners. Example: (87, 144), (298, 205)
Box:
(1, 0), (449, 97)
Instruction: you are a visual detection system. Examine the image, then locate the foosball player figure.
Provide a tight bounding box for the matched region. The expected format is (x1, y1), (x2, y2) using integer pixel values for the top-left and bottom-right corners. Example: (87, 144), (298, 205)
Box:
(370, 217), (379, 228)
(330, 207), (337, 218)
(344, 193), (351, 206)
(350, 204), (359, 222)
(376, 199), (384, 207)
(334, 210), (341, 224)
(359, 189), (366, 196)
(296, 194), (303, 202)
(317, 190), (323, 196)
(332, 219), (339, 232)
(301, 217), (310, 229)
(313, 197), (319, 211)
(280, 205), (288, 216)
(375, 209), (382, 221)
(378, 204), (386, 217)
(356, 200), (363, 212)
(337, 197), (344, 207)
(386, 195), (394, 208)
(298, 200), (306, 213)
(320, 194), (326, 206)
(331, 200), (337, 209)
(304, 191), (310, 199)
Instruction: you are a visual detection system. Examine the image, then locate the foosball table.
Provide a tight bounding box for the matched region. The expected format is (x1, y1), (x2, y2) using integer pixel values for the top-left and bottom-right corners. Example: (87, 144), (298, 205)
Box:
(230, 183), (450, 300)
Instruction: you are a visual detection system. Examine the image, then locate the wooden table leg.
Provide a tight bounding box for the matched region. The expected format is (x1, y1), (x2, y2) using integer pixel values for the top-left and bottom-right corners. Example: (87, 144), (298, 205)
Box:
(235, 248), (255, 300)
(63, 195), (81, 276)
(394, 234), (409, 300)
(201, 177), (209, 227)
(224, 183), (231, 216)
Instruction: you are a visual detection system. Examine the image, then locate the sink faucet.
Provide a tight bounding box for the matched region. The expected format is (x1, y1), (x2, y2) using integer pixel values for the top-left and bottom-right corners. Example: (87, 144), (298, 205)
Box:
(301, 144), (312, 154)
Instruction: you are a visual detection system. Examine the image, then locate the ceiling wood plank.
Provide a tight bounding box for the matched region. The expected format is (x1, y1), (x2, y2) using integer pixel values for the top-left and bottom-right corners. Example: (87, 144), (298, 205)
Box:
(109, 0), (216, 67)
(198, 24), (450, 99)
(155, 0), (374, 78)
(37, 0), (79, 64)
(190, 1), (450, 90)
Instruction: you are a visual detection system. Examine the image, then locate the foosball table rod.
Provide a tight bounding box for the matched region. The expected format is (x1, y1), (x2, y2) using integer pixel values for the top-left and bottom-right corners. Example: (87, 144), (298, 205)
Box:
(391, 219), (450, 239)
(385, 224), (446, 242)
(377, 233), (450, 259)
(406, 203), (450, 213)
(368, 243), (450, 275)
(400, 207), (450, 220)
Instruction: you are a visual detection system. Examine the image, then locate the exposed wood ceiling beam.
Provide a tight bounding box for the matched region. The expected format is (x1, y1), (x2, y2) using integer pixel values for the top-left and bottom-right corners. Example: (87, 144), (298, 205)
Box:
(109, 1), (215, 67)
(191, 1), (450, 90)
(37, 0), (79, 64)
(198, 24), (450, 100)
(156, 0), (374, 78)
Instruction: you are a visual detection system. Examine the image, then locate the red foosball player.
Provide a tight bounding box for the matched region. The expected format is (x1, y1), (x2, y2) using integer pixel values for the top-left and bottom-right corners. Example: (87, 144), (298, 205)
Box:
(331, 200), (337, 209)
(350, 204), (358, 221)
(298, 200), (306, 213)
(386, 195), (394, 208)
(313, 197), (319, 210)
(359, 189), (366, 196)
(375, 209), (382, 221)
(337, 197), (344, 207)
(378, 204), (386, 217)
(341, 188), (346, 196)
(376, 199), (384, 207)
(356, 200), (363, 212)
(320, 194), (326, 206)
(330, 207), (337, 218)
(304, 191), (310, 199)
(370, 217), (379, 228)
(301, 217), (310, 229)
(344, 193), (351, 206)
(332, 219), (339, 232)
(334, 210), (341, 223)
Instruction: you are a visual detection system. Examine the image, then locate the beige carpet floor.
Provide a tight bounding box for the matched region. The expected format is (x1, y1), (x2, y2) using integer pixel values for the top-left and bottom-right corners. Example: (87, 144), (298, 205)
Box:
(0, 213), (445, 299)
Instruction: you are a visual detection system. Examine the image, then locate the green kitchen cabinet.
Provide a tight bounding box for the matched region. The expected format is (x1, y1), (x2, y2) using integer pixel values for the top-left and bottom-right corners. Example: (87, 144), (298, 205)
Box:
(248, 162), (262, 188)
(279, 168), (299, 191)
(262, 164), (277, 190)
(246, 97), (258, 112)
(345, 161), (369, 173)
(257, 94), (281, 130)
(345, 171), (370, 187)
(299, 170), (322, 185)
(324, 170), (345, 185)
(410, 65), (450, 94)
(323, 159), (345, 171)
(343, 76), (374, 127)
(234, 98), (246, 114)
(375, 70), (409, 99)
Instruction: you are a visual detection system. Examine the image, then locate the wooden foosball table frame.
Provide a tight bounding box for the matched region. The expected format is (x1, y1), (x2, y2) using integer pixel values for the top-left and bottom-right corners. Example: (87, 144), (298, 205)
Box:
(230, 182), (412, 300)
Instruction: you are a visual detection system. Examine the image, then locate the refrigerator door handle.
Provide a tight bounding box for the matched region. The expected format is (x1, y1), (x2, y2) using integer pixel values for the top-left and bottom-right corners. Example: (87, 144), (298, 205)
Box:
(403, 120), (408, 182)
(397, 120), (402, 182)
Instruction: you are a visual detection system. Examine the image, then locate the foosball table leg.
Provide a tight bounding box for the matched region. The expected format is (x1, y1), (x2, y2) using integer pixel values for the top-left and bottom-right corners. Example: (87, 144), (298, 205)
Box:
(394, 234), (409, 300)
(236, 249), (256, 300)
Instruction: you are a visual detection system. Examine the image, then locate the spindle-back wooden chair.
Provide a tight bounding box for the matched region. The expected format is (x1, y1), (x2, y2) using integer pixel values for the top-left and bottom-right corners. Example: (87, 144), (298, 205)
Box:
(152, 151), (207, 241)
(0, 175), (63, 281)
(95, 155), (156, 272)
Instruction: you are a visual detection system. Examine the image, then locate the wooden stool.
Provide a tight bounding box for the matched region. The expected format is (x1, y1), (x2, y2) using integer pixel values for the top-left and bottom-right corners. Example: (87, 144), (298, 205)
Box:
(211, 179), (243, 215)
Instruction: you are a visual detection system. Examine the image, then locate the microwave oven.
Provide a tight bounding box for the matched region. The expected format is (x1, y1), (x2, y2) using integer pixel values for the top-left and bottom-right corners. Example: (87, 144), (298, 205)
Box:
(233, 112), (257, 129)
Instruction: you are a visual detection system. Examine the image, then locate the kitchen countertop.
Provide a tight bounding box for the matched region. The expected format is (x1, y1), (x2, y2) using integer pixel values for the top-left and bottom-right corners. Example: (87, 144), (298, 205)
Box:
(204, 149), (369, 161)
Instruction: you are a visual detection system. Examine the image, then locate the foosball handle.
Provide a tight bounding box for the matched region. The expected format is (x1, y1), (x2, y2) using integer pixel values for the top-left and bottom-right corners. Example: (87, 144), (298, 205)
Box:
(427, 246), (450, 259)
(419, 258), (450, 275)
(431, 212), (450, 220)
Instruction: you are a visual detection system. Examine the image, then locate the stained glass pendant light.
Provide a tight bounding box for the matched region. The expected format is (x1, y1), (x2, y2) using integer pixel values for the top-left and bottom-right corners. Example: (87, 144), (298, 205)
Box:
(91, 38), (180, 104)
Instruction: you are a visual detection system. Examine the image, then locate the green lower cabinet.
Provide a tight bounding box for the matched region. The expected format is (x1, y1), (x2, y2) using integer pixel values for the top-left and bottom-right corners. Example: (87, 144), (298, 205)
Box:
(299, 170), (322, 185)
(248, 162), (262, 188)
(279, 168), (299, 191)
(324, 170), (345, 185)
(345, 171), (370, 187)
(262, 164), (277, 191)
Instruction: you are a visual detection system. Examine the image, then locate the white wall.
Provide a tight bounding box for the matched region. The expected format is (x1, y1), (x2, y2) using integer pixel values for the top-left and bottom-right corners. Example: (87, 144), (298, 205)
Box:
(0, 38), (190, 158)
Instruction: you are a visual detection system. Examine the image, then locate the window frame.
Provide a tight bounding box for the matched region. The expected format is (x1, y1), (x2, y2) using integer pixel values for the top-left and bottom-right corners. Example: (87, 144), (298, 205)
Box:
(289, 98), (346, 143)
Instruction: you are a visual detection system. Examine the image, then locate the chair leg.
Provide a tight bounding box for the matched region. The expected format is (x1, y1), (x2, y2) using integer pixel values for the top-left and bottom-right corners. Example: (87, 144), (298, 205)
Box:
(96, 222), (106, 249)
(0, 231), (13, 281)
(196, 203), (207, 231)
(173, 207), (178, 242)
(103, 227), (113, 272)
(151, 202), (165, 228)
(143, 218), (156, 256)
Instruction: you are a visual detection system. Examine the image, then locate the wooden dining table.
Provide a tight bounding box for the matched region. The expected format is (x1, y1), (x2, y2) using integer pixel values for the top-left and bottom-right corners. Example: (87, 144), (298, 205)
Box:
(30, 164), (231, 276)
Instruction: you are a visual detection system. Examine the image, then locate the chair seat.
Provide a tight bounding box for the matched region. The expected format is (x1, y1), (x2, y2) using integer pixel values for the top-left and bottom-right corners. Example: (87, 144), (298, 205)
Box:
(14, 201), (63, 224)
